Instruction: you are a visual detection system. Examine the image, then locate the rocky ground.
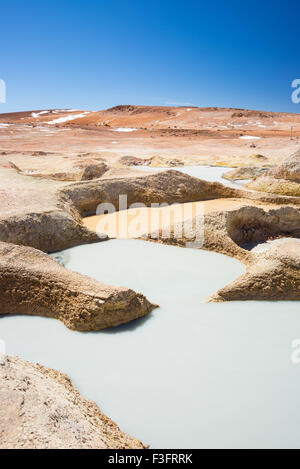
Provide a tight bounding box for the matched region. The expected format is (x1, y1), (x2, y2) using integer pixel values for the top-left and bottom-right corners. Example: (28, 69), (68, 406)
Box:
(0, 104), (299, 448)
(0, 355), (145, 449)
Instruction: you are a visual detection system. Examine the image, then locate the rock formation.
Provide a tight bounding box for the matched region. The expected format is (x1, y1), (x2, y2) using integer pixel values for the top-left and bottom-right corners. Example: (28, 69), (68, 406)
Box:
(0, 355), (145, 449)
(60, 170), (244, 217)
(0, 167), (245, 253)
(143, 205), (300, 300)
(246, 175), (300, 196)
(222, 166), (268, 181)
(270, 148), (300, 182)
(78, 161), (108, 180)
(17, 159), (109, 182)
(0, 241), (155, 331)
(2, 164), (299, 254)
(144, 205), (300, 258)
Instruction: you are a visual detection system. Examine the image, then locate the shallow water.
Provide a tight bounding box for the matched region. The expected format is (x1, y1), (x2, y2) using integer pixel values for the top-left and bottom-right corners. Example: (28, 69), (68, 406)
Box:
(1, 239), (300, 448)
(137, 165), (249, 189)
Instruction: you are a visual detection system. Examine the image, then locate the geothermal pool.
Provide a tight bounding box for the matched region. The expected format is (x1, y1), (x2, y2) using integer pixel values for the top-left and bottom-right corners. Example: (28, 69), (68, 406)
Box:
(137, 165), (250, 189)
(1, 240), (300, 448)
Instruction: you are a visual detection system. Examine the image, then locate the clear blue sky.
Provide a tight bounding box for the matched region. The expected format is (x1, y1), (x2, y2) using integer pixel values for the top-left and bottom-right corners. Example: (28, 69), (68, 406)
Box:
(1, 0), (300, 113)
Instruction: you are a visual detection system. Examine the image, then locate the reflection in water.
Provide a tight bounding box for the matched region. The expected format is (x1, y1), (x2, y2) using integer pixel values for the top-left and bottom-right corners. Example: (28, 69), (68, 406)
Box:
(1, 239), (300, 448)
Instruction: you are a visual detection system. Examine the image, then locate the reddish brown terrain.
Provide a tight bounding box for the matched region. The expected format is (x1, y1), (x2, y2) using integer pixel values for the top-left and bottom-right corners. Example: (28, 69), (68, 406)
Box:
(1, 105), (300, 173)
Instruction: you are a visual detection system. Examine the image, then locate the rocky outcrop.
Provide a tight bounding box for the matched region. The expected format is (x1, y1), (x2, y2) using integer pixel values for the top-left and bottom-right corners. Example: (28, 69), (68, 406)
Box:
(222, 166), (268, 181)
(79, 162), (108, 180)
(142, 211), (251, 263)
(0, 242), (155, 331)
(1, 164), (299, 310)
(118, 156), (151, 166)
(144, 205), (300, 262)
(0, 210), (99, 253)
(269, 148), (300, 182)
(1, 165), (299, 253)
(0, 355), (146, 449)
(225, 206), (300, 247)
(0, 168), (244, 252)
(246, 148), (300, 196)
(61, 171), (300, 221)
(210, 240), (300, 301)
(143, 205), (300, 300)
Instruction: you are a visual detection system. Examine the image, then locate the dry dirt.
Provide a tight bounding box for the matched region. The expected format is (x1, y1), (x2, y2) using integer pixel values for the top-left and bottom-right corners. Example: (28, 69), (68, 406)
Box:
(1, 106), (300, 173)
